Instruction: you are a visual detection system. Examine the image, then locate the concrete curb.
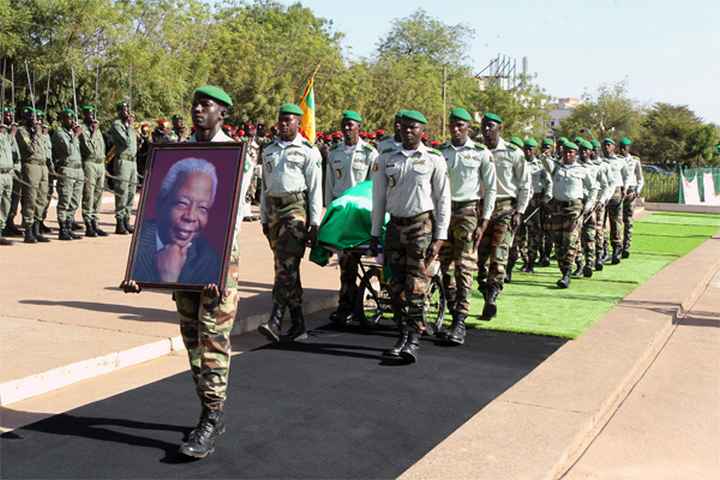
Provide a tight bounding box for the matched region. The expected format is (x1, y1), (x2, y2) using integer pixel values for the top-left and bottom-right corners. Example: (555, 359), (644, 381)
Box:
(644, 202), (720, 214)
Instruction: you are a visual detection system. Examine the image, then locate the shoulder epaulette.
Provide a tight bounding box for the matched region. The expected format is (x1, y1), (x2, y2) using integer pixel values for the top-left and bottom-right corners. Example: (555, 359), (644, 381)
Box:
(362, 143), (376, 153)
(428, 148), (442, 157)
(473, 143), (487, 150)
(301, 139), (313, 148)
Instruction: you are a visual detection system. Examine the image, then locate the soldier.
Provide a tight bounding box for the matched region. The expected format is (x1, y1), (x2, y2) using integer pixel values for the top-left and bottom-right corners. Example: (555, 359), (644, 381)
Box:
(521, 138), (552, 273)
(0, 122), (14, 245)
(52, 108), (85, 240)
(170, 114), (188, 142)
(2, 107), (23, 237)
(589, 139), (612, 271)
(476, 113), (530, 319)
(540, 141), (598, 288)
(438, 107), (496, 345)
(257, 103), (322, 345)
(370, 109), (450, 364)
(376, 110), (404, 152)
(536, 138), (556, 266)
(38, 111), (56, 234)
(151, 118), (173, 144)
(618, 137), (644, 258)
(110, 100), (138, 235)
(575, 139), (610, 278)
(122, 85), (241, 459)
(244, 123), (262, 207)
(324, 110), (378, 325)
(15, 107), (51, 243)
(601, 138), (631, 264)
(79, 104), (108, 237)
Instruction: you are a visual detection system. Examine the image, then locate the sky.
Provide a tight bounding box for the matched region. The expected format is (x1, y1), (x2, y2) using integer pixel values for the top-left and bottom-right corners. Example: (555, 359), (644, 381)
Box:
(279, 0), (720, 123)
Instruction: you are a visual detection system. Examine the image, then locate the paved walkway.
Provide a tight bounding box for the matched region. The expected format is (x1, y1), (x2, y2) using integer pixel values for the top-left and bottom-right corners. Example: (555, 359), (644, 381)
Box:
(564, 270), (720, 479)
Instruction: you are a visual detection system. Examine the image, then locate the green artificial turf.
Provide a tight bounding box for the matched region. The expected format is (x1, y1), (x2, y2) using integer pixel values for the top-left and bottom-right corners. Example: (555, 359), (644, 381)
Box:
(454, 212), (720, 339)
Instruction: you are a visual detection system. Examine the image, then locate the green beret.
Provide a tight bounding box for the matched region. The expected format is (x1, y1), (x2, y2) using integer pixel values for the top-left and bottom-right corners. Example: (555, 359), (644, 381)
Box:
(542, 138), (555, 147)
(565, 141), (579, 151)
(61, 108), (76, 117)
(524, 138), (538, 148)
(278, 102), (303, 116)
(602, 138), (615, 145)
(36, 109), (45, 117)
(579, 139), (593, 150)
(620, 136), (632, 145)
(194, 85), (233, 107)
(116, 100), (129, 110)
(449, 107), (472, 122)
(559, 136), (569, 143)
(341, 110), (363, 123)
(81, 104), (96, 112)
(574, 136), (585, 144)
(2, 107), (13, 113)
(400, 109), (428, 125)
(395, 109), (409, 119)
(22, 106), (35, 114)
(510, 136), (524, 148)
(591, 139), (601, 148)
(171, 114), (182, 121)
(483, 112), (503, 124)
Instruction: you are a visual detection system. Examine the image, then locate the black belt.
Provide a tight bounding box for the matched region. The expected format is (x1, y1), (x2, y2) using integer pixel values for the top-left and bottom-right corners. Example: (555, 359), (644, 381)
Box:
(451, 200), (476, 210)
(268, 191), (305, 207)
(553, 199), (582, 207)
(0, 168), (13, 174)
(390, 211), (432, 225)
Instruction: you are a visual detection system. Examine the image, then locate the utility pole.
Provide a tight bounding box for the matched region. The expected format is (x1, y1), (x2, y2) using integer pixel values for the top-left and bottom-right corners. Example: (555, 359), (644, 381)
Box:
(441, 65), (448, 138)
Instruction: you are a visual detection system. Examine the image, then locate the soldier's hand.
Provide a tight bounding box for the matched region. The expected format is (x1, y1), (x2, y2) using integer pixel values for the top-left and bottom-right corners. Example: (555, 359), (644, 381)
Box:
(473, 219), (489, 251)
(202, 283), (220, 299)
(369, 236), (380, 257)
(120, 280), (141, 293)
(155, 244), (190, 283)
(305, 225), (318, 247)
(426, 239), (444, 263)
(511, 212), (522, 230)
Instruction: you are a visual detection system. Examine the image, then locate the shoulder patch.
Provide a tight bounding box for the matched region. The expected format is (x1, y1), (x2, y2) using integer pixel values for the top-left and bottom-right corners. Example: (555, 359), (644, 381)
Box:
(474, 143), (487, 150)
(427, 148), (442, 157)
(301, 139), (313, 148)
(362, 144), (376, 153)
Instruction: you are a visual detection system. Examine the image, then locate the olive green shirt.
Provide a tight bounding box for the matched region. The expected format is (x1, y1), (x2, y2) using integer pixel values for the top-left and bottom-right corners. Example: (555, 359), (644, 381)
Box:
(15, 126), (47, 165)
(79, 123), (106, 164)
(110, 119), (137, 161)
(52, 128), (82, 169)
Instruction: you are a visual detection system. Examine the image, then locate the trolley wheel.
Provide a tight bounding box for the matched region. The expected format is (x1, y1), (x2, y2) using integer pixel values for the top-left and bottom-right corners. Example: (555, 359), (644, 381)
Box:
(427, 274), (447, 334)
(355, 266), (391, 327)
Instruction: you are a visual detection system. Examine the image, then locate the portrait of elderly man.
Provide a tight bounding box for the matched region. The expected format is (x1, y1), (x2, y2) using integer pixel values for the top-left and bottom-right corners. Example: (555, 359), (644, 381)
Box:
(131, 157), (222, 285)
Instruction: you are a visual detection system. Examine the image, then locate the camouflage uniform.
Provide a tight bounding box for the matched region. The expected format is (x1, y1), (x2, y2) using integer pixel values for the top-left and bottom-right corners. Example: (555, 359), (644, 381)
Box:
(16, 126), (50, 229)
(40, 130), (55, 224)
(477, 138), (531, 289)
(0, 129), (13, 232)
(4, 126), (21, 231)
(260, 134), (323, 309)
(52, 127), (85, 225)
(79, 123), (106, 224)
(173, 128), (240, 410)
(576, 158), (610, 271)
(439, 138), (496, 316)
(109, 118), (138, 223)
(372, 143), (451, 332)
(591, 157), (612, 263)
(603, 154), (631, 253)
(622, 153), (644, 253)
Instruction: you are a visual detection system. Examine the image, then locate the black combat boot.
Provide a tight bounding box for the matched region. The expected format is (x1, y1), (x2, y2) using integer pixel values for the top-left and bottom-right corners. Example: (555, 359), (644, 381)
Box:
(621, 245), (630, 259)
(556, 269), (571, 289)
(178, 408), (226, 459)
(39, 221), (52, 234)
(445, 313), (467, 346)
(58, 221), (73, 241)
(3, 219), (23, 237)
(33, 221), (50, 242)
(286, 306), (308, 342)
(595, 250), (604, 271)
(92, 219), (108, 237)
(505, 258), (516, 283)
(258, 304), (283, 343)
(572, 259), (583, 277)
(611, 249), (621, 265)
(123, 217), (135, 234)
(399, 330), (422, 364)
(85, 221), (97, 238)
(0, 236), (13, 246)
(70, 221), (83, 231)
(67, 220), (82, 239)
(383, 326), (409, 360)
(23, 224), (37, 244)
(538, 255), (550, 267)
(329, 307), (352, 328)
(481, 284), (500, 320)
(522, 254), (535, 273)
(115, 218), (129, 234)
(583, 265), (594, 278)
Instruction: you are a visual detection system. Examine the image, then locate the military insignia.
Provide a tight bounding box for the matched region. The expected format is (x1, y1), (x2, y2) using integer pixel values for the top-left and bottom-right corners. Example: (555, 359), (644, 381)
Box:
(335, 168), (342, 179)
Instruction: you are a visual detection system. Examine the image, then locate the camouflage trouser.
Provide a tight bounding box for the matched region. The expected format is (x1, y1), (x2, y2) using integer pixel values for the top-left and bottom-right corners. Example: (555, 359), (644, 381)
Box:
(56, 166), (84, 223)
(0, 171), (12, 231)
(477, 198), (516, 289)
(622, 188), (636, 250)
(7, 173), (21, 224)
(337, 251), (360, 312)
(439, 201), (478, 316)
(42, 176), (54, 221)
(579, 203), (596, 268)
(549, 199), (583, 272)
(385, 212), (433, 333)
(595, 203), (606, 260)
(113, 157), (137, 221)
(247, 165), (261, 204)
(21, 163), (49, 227)
(265, 193), (307, 308)
(606, 187), (624, 250)
(526, 195), (546, 261)
(82, 162), (105, 222)
(174, 236), (241, 411)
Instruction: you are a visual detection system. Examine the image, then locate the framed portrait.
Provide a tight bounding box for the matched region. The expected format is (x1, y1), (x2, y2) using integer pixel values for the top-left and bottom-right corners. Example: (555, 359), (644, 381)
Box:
(123, 142), (246, 291)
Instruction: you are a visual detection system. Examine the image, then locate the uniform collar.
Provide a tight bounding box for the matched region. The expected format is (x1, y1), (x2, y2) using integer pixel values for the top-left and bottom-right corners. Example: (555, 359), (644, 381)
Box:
(493, 137), (509, 151)
(189, 128), (234, 143)
(450, 137), (474, 151)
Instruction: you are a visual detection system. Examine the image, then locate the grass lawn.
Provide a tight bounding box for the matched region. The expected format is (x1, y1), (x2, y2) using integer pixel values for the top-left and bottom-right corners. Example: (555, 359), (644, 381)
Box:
(457, 212), (720, 339)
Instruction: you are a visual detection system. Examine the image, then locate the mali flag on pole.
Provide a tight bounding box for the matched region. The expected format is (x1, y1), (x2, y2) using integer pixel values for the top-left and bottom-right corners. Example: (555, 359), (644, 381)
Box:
(299, 67), (318, 144)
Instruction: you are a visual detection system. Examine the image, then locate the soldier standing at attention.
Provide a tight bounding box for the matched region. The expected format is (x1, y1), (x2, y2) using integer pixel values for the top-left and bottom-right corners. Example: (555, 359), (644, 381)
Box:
(601, 138), (631, 264)
(540, 141), (598, 288)
(376, 110), (404, 153)
(38, 111), (56, 234)
(0, 122), (14, 245)
(476, 113), (530, 319)
(2, 107), (23, 237)
(123, 85), (241, 459)
(257, 103), (322, 344)
(79, 104), (108, 237)
(522, 138), (552, 273)
(438, 107), (495, 346)
(618, 137), (643, 258)
(324, 110), (378, 326)
(16, 107), (51, 244)
(589, 139), (611, 270)
(370, 110), (450, 364)
(52, 108), (85, 241)
(110, 100), (138, 235)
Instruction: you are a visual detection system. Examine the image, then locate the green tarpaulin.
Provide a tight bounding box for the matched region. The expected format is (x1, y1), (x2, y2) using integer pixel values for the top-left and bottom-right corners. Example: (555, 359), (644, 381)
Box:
(310, 180), (388, 266)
